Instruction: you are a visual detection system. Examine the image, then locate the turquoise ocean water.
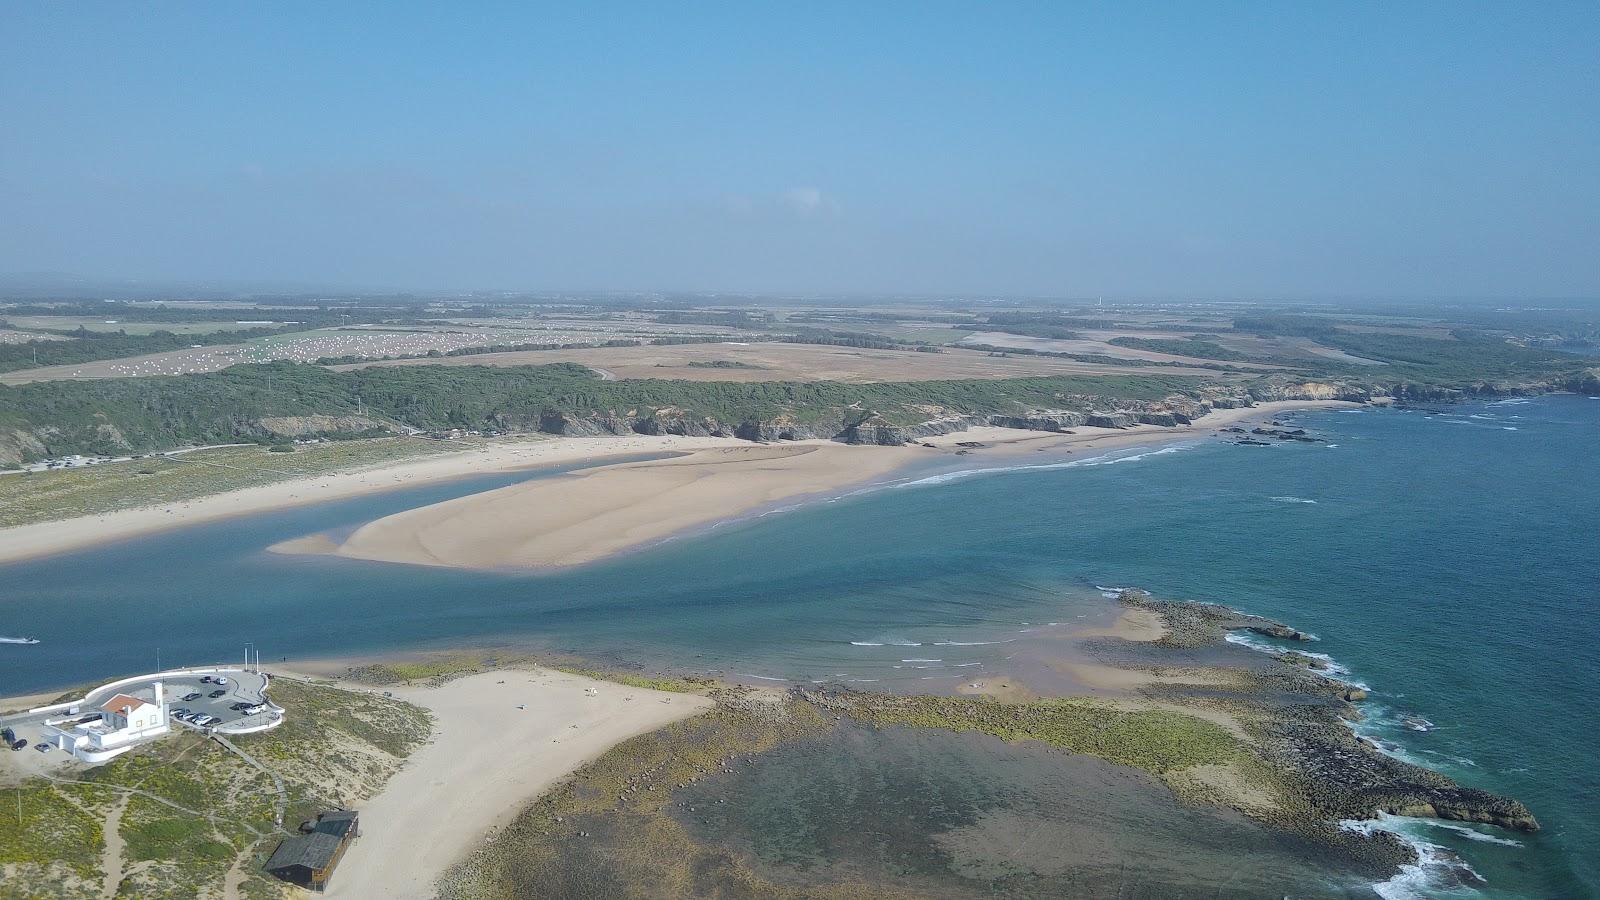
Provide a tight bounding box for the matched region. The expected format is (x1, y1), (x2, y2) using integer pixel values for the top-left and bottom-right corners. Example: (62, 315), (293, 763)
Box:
(1, 395), (1595, 897)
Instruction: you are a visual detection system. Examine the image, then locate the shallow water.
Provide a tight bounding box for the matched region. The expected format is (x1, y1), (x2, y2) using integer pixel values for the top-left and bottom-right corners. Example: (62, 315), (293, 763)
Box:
(2, 395), (1595, 897)
(674, 722), (1381, 898)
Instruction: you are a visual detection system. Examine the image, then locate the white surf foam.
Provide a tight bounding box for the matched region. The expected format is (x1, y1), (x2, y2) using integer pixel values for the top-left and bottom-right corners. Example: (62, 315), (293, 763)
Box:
(1422, 821), (1523, 847)
(901, 658), (941, 663)
(932, 639), (1016, 646)
(733, 673), (788, 682)
(893, 444), (1196, 490)
(1269, 496), (1318, 504)
(1342, 814), (1490, 899)
(1224, 631), (1365, 686)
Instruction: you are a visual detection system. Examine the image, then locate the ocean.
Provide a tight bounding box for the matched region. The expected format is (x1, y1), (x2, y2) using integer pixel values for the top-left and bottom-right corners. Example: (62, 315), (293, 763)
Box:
(1, 394), (1595, 898)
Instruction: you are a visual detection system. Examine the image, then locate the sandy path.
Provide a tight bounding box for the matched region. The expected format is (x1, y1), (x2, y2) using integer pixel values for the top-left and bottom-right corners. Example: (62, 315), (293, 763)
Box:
(99, 794), (128, 900)
(318, 670), (711, 900)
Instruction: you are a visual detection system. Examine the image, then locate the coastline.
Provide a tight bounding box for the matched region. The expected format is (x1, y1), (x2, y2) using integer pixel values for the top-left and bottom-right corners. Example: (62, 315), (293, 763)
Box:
(270, 398), (1361, 572)
(0, 399), (1357, 569)
(0, 434), (733, 566)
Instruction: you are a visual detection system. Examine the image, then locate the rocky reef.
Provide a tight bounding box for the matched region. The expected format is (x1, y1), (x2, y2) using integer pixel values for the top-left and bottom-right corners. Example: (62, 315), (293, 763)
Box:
(1110, 589), (1540, 836)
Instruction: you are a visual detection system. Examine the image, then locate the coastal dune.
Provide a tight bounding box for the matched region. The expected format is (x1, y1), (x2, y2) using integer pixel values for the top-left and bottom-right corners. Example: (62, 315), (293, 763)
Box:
(284, 442), (920, 570)
(308, 668), (713, 899)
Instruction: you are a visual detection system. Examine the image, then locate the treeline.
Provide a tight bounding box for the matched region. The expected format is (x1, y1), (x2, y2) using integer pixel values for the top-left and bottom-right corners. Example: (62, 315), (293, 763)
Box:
(1316, 330), (1588, 381)
(1232, 314), (1587, 380)
(1109, 337), (1253, 362)
(0, 325), (297, 373)
(315, 335), (737, 366)
(785, 311), (979, 325)
(653, 310), (769, 327)
(784, 328), (942, 352)
(0, 362), (1198, 461)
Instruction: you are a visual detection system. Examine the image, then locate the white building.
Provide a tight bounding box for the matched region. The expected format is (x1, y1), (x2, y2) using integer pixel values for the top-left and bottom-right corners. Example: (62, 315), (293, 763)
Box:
(43, 682), (170, 763)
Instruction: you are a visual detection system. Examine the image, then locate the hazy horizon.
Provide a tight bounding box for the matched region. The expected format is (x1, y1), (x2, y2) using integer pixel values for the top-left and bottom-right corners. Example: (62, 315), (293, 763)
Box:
(3, 3), (1597, 300)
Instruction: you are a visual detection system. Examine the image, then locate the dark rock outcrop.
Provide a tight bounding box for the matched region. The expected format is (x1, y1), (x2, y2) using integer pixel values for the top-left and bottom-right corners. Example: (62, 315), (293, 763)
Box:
(987, 410), (1086, 432)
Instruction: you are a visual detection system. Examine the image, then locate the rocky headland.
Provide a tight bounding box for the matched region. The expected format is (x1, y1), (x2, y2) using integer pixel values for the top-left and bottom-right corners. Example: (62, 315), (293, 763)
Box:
(1104, 588), (1539, 839)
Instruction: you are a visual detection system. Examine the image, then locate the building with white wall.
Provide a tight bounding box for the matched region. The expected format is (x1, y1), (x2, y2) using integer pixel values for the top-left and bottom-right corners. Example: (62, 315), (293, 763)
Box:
(42, 682), (170, 763)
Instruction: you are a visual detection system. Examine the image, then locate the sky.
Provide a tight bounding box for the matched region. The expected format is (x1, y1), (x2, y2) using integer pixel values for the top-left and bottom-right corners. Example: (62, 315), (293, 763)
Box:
(2, 2), (1597, 299)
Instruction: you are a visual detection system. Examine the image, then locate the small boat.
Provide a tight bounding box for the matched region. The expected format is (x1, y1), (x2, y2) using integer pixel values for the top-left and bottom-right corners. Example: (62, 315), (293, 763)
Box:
(0, 636), (40, 645)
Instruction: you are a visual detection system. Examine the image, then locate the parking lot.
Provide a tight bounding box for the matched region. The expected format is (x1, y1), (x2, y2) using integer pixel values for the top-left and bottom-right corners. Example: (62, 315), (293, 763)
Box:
(0, 668), (281, 770)
(158, 670), (276, 731)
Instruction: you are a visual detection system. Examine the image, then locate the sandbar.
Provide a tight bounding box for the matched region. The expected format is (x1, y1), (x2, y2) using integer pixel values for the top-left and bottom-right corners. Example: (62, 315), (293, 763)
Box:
(282, 442), (921, 570)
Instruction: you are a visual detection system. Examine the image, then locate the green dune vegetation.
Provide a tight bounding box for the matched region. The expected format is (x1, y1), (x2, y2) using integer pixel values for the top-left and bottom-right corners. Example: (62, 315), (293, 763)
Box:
(0, 678), (430, 900)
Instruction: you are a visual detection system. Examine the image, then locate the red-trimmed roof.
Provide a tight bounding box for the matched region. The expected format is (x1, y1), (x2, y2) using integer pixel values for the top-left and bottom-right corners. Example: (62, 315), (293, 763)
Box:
(100, 693), (150, 715)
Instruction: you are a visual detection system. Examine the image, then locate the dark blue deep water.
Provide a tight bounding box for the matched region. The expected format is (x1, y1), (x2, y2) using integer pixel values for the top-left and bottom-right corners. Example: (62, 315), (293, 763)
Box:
(2, 395), (1595, 897)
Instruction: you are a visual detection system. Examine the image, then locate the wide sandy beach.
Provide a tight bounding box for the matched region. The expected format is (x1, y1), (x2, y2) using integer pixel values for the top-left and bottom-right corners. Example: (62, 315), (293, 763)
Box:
(278, 441), (924, 570)
(1, 400), (1355, 568)
(295, 667), (713, 900)
(275, 399), (1357, 572)
(0, 434), (733, 566)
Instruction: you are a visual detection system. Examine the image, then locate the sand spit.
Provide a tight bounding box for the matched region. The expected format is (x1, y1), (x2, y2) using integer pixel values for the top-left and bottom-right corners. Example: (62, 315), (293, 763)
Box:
(2, 400), (1355, 568)
(0, 434), (732, 565)
(309, 668), (711, 900)
(287, 442), (920, 570)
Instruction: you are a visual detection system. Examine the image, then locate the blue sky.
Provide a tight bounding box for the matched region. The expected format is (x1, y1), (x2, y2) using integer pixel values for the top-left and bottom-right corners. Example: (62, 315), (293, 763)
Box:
(2, 2), (1596, 298)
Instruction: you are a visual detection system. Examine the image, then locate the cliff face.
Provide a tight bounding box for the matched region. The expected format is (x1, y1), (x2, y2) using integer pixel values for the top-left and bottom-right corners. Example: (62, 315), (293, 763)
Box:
(7, 366), (1593, 468)
(258, 414), (390, 437)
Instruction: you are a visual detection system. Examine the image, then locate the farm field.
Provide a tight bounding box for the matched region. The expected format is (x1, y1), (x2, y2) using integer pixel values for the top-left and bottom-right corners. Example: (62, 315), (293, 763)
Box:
(1, 315), (289, 335)
(336, 339), (1223, 382)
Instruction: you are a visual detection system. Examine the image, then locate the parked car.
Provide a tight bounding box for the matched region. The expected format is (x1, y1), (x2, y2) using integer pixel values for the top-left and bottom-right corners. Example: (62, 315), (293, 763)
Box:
(200, 676), (212, 684)
(10, 738), (27, 751)
(208, 689), (226, 698)
(182, 692), (202, 702)
(37, 743), (52, 753)
(214, 677), (229, 687)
